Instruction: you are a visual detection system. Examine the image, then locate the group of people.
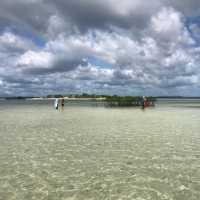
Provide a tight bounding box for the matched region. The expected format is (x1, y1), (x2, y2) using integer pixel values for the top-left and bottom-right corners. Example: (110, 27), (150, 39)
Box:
(54, 97), (65, 110)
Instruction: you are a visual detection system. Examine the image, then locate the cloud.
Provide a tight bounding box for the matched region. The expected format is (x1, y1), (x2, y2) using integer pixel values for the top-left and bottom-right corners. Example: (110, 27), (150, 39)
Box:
(189, 23), (200, 43)
(166, 0), (200, 16)
(0, 31), (36, 53)
(16, 50), (87, 74)
(0, 0), (200, 96)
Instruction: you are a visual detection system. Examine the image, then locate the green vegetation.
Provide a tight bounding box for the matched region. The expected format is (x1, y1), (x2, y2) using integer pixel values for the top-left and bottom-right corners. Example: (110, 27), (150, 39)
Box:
(105, 96), (156, 107)
(45, 93), (157, 107)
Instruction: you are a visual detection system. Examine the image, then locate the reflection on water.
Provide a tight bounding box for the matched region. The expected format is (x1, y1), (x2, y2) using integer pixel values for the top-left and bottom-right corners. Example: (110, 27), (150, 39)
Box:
(0, 100), (200, 200)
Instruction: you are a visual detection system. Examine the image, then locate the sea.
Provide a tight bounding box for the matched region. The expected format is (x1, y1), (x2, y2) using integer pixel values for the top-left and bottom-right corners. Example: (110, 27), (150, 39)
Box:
(0, 99), (200, 200)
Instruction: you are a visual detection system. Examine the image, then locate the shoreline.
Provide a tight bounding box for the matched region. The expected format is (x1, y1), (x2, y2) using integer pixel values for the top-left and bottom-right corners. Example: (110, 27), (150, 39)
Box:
(29, 97), (106, 101)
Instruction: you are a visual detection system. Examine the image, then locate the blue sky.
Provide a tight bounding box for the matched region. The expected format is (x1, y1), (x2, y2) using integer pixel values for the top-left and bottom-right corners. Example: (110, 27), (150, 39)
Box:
(0, 0), (200, 96)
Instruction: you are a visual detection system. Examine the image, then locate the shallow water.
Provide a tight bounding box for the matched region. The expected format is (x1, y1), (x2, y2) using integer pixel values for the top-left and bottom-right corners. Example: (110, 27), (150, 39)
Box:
(0, 100), (200, 200)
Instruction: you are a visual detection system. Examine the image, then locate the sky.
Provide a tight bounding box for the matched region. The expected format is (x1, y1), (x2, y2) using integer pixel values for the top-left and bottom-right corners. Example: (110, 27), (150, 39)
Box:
(0, 0), (200, 96)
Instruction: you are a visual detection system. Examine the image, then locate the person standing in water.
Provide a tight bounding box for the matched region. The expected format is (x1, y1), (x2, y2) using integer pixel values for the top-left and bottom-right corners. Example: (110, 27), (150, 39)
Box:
(142, 96), (149, 109)
(61, 97), (64, 107)
(54, 98), (59, 110)
(61, 97), (65, 111)
(142, 96), (146, 109)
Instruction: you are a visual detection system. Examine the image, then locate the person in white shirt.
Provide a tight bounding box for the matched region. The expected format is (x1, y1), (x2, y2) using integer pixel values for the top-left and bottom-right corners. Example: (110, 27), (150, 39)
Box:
(54, 98), (59, 110)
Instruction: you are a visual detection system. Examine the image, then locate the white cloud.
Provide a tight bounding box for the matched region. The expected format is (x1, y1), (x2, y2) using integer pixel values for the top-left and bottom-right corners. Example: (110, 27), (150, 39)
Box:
(0, 79), (3, 86)
(150, 7), (194, 46)
(151, 7), (183, 37)
(0, 0), (200, 96)
(16, 50), (53, 69)
(69, 64), (114, 81)
(0, 31), (35, 52)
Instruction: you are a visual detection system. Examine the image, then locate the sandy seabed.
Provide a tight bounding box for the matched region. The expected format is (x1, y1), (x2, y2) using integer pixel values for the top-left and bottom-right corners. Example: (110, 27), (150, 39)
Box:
(0, 101), (200, 200)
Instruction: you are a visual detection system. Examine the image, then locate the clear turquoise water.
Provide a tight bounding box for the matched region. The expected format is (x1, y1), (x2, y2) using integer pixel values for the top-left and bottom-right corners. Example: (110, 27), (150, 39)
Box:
(0, 100), (200, 200)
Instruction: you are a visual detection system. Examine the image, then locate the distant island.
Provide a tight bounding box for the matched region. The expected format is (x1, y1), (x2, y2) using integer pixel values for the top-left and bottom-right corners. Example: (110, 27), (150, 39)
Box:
(1, 94), (200, 100)
(0, 93), (155, 107)
(1, 94), (200, 107)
